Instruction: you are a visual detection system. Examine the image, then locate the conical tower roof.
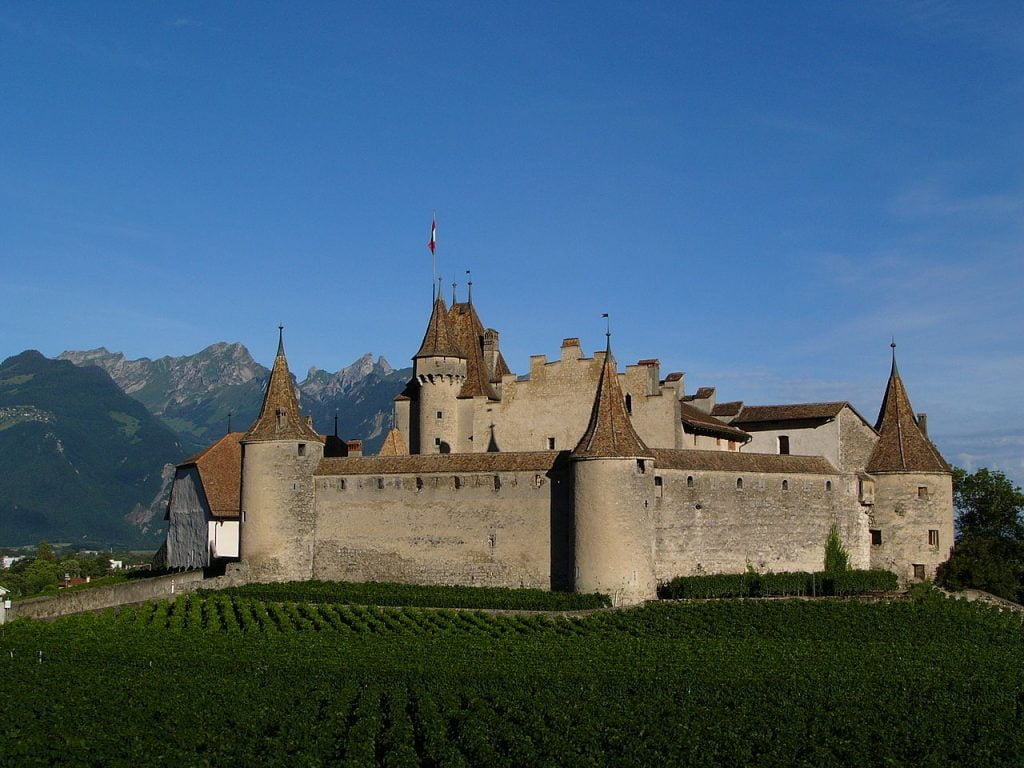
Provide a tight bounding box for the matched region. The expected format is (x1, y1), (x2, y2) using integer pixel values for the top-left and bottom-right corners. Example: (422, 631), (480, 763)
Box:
(866, 346), (949, 473)
(414, 297), (463, 360)
(449, 300), (498, 400)
(572, 338), (651, 459)
(244, 328), (320, 442)
(378, 426), (409, 456)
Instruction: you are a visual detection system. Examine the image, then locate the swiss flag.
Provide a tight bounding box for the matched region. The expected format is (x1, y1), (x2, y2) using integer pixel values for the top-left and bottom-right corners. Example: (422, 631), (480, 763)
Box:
(427, 216), (436, 254)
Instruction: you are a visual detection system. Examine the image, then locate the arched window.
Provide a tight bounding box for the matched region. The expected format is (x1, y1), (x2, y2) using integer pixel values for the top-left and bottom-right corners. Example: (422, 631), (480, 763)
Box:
(826, 480), (833, 492)
(782, 479), (789, 491)
(625, 393), (633, 414)
(686, 476), (694, 488)
(736, 477), (743, 490)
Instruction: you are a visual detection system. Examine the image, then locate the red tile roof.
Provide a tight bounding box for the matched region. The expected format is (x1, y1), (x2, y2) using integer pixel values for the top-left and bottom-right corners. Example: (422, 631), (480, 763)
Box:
(867, 358), (950, 473)
(572, 344), (651, 459)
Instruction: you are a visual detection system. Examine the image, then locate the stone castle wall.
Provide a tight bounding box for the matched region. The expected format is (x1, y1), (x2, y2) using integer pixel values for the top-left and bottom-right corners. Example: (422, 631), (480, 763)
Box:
(312, 467), (573, 589)
(653, 467), (869, 581)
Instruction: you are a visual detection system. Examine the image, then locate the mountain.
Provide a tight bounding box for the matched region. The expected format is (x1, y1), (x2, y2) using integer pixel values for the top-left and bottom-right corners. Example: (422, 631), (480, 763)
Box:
(59, 345), (411, 455)
(0, 351), (185, 548)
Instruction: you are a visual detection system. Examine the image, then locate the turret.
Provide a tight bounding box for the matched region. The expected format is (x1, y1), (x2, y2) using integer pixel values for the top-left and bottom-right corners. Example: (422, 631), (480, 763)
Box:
(865, 343), (953, 583)
(239, 327), (324, 581)
(412, 296), (466, 453)
(571, 334), (657, 605)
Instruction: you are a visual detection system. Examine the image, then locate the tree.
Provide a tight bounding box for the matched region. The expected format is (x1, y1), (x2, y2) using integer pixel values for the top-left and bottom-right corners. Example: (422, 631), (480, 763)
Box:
(36, 540), (56, 562)
(824, 524), (850, 573)
(936, 467), (1024, 604)
(952, 467), (1024, 542)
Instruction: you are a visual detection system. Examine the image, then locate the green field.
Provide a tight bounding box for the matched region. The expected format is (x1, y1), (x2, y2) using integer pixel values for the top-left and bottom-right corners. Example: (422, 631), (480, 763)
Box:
(0, 592), (1021, 766)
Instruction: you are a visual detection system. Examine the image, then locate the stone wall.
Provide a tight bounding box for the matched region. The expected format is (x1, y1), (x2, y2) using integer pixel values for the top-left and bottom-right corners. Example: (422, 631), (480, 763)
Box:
(8, 570), (206, 621)
(240, 439), (324, 582)
(868, 471), (954, 583)
(653, 467), (869, 581)
(312, 467), (573, 589)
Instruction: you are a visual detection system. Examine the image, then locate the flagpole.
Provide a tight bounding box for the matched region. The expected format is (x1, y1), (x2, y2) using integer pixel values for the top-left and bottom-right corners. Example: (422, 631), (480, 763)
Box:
(431, 211), (437, 304)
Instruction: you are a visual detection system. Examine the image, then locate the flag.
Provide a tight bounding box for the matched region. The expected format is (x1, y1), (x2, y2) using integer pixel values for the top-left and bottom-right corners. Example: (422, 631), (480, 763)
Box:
(427, 216), (436, 254)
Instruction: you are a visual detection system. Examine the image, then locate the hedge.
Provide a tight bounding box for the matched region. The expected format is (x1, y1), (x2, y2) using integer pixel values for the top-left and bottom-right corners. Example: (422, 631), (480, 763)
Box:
(658, 569), (898, 599)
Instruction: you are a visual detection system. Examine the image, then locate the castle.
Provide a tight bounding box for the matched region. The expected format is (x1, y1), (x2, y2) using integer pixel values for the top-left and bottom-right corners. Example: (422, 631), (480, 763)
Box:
(163, 289), (953, 604)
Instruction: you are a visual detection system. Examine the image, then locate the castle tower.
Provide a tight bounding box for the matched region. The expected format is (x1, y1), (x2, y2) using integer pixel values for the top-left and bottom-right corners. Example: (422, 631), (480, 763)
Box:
(239, 328), (324, 581)
(412, 296), (467, 453)
(571, 335), (657, 605)
(866, 344), (953, 583)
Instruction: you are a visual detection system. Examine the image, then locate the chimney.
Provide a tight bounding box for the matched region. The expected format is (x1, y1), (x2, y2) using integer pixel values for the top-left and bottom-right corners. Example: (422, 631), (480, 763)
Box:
(483, 328), (501, 378)
(345, 439), (363, 457)
(561, 337), (582, 361)
(917, 412), (928, 438)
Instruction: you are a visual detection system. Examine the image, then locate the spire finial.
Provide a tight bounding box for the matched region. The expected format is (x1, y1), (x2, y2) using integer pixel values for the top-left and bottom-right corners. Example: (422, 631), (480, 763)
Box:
(333, 410), (339, 438)
(227, 411), (232, 434)
(277, 325), (285, 357)
(437, 276), (443, 302)
(602, 313), (611, 351)
(466, 270), (472, 304)
(452, 280), (457, 305)
(890, 337), (899, 375)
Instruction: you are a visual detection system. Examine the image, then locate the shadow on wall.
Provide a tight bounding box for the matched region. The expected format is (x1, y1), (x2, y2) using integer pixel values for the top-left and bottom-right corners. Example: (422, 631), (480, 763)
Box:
(549, 460), (575, 591)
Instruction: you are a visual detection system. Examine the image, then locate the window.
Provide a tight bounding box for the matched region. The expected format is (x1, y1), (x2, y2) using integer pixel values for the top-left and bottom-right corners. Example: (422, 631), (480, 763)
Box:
(297, 443), (306, 457)
(928, 529), (939, 547)
(778, 435), (790, 455)
(436, 410), (443, 420)
(339, 479), (346, 490)
(686, 476), (694, 488)
(870, 529), (882, 546)
(825, 480), (833, 492)
(654, 476), (663, 498)
(913, 564), (926, 580)
(533, 474), (544, 488)
(547, 437), (555, 450)
(487, 534), (496, 548)
(376, 478), (384, 490)
(454, 477), (462, 489)
(918, 486), (929, 499)
(736, 477), (743, 490)
(782, 479), (789, 491)
(493, 475), (501, 491)
(728, 440), (736, 452)
(625, 393), (632, 414)
(415, 477), (423, 491)
(434, 437), (441, 446)
(637, 459), (646, 474)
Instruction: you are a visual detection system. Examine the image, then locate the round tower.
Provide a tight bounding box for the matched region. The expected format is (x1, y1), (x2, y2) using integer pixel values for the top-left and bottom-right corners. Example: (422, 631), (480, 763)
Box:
(412, 296), (466, 453)
(571, 338), (657, 605)
(239, 328), (324, 581)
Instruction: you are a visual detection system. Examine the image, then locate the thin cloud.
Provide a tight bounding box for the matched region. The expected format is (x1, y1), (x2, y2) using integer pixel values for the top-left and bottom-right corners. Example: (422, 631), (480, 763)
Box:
(891, 185), (1024, 219)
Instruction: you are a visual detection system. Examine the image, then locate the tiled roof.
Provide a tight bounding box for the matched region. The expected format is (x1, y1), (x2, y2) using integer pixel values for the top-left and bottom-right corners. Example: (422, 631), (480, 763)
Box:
(732, 402), (848, 424)
(683, 386), (716, 402)
(867, 357), (950, 473)
(377, 427), (409, 456)
(679, 402), (750, 441)
(572, 343), (651, 459)
(178, 432), (244, 518)
(315, 450), (565, 475)
(449, 301), (498, 400)
(711, 401), (743, 418)
(244, 333), (320, 442)
(651, 448), (837, 475)
(414, 297), (463, 359)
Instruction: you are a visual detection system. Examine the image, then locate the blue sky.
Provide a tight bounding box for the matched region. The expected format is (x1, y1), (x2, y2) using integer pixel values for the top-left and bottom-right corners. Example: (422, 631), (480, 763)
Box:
(2, 2), (1022, 484)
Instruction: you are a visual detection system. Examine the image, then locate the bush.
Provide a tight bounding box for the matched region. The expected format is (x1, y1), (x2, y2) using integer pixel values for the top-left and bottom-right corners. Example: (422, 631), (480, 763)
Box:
(658, 569), (897, 599)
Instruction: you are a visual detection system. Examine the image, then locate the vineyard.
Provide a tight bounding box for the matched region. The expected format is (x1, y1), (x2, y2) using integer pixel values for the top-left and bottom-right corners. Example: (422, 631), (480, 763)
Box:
(1, 593), (1022, 766)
